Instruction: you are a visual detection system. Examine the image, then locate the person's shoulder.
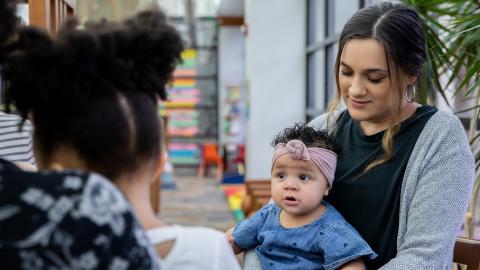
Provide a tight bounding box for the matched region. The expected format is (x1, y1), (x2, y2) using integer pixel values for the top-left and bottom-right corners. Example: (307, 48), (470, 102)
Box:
(321, 201), (349, 226)
(175, 225), (230, 249)
(421, 108), (465, 137)
(0, 112), (33, 133)
(308, 110), (345, 132)
(0, 159), (88, 194)
(257, 203), (280, 219)
(425, 107), (460, 126)
(179, 224), (224, 236)
(0, 111), (21, 120)
(83, 172), (122, 194)
(78, 172), (132, 219)
(0, 112), (29, 123)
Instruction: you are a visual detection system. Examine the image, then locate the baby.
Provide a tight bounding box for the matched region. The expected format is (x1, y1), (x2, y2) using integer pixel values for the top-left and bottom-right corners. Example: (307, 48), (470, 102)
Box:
(228, 123), (376, 270)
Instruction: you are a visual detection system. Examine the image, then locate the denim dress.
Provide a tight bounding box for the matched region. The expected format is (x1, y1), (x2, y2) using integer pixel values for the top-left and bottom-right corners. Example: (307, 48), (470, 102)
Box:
(233, 202), (377, 270)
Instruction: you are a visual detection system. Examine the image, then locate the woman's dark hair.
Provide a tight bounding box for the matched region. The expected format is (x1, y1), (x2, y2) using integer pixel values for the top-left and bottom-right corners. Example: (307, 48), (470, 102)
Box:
(1, 9), (183, 180)
(0, 0), (17, 60)
(328, 2), (426, 171)
(271, 123), (341, 155)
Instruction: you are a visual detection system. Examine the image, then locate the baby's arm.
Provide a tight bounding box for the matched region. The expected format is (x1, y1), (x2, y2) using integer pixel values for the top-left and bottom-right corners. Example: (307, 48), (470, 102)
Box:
(226, 204), (271, 256)
(339, 258), (366, 270)
(225, 227), (244, 254)
(321, 210), (377, 270)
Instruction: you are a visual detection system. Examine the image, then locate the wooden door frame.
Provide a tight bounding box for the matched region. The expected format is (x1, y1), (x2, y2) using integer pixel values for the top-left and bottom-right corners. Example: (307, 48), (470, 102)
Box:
(28, 0), (75, 32)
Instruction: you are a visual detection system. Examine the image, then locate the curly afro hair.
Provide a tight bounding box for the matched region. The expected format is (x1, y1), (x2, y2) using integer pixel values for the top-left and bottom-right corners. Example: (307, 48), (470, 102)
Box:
(1, 8), (183, 180)
(0, 0), (16, 43)
(271, 122), (341, 155)
(0, 0), (17, 61)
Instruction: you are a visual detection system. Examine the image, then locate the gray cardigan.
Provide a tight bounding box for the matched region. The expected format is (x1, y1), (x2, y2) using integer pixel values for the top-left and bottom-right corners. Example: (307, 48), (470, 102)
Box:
(244, 109), (475, 270)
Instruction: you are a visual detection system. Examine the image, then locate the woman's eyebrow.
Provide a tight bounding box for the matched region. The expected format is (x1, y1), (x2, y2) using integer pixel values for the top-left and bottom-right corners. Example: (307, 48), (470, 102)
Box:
(340, 61), (388, 73)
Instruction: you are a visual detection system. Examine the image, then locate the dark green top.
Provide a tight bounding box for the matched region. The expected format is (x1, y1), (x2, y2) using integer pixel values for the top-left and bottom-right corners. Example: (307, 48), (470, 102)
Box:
(324, 105), (437, 269)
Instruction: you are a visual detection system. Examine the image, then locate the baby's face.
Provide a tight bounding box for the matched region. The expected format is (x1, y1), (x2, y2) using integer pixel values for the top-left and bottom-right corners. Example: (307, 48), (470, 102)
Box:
(271, 155), (330, 218)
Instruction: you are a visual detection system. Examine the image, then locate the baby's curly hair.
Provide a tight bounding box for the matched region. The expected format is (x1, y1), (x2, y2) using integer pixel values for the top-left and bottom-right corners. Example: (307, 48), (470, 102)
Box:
(271, 123), (341, 155)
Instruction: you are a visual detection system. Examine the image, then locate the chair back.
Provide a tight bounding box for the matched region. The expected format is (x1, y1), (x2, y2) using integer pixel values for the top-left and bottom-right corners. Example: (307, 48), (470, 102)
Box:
(203, 143), (221, 163)
(453, 237), (480, 270)
(233, 144), (245, 163)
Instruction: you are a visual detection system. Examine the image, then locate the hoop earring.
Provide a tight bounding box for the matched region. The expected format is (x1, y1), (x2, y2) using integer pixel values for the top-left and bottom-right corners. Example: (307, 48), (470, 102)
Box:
(406, 85), (415, 103)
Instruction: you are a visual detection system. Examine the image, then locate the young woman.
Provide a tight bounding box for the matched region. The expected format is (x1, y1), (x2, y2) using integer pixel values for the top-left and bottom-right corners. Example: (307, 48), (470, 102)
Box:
(245, 2), (474, 270)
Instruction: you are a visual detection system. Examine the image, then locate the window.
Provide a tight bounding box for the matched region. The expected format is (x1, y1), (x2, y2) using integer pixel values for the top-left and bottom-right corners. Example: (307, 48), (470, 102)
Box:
(306, 0), (369, 121)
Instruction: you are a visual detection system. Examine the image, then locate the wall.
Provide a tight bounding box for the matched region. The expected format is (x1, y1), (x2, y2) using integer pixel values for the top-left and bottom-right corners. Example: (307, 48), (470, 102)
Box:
(245, 0), (306, 180)
(218, 26), (245, 145)
(77, 0), (155, 22)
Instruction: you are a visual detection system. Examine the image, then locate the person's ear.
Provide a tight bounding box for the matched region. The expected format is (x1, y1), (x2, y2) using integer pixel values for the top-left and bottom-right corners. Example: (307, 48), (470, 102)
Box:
(324, 186), (331, 197)
(28, 111), (34, 125)
(152, 151), (165, 182)
(407, 75), (417, 87)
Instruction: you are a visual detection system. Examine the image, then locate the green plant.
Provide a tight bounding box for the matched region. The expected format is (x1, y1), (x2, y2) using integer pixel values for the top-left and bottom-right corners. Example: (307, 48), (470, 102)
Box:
(404, 0), (480, 238)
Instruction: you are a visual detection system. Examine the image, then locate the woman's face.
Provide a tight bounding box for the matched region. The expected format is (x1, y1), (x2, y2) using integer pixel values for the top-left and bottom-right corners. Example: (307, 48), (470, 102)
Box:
(338, 38), (394, 124)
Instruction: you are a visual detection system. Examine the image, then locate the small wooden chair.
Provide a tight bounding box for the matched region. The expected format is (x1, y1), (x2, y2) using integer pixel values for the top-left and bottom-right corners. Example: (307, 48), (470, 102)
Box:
(242, 180), (271, 216)
(453, 237), (480, 270)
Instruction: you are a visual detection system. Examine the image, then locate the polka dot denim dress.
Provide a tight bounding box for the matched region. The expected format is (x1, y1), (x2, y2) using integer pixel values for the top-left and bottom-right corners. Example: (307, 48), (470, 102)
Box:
(233, 202), (377, 270)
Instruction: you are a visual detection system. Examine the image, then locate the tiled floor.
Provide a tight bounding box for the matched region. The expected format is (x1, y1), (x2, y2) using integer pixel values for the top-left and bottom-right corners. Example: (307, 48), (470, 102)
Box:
(157, 175), (480, 240)
(158, 175), (236, 232)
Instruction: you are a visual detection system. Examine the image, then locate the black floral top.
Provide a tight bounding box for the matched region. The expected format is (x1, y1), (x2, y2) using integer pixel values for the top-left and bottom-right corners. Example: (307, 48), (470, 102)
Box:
(0, 159), (160, 270)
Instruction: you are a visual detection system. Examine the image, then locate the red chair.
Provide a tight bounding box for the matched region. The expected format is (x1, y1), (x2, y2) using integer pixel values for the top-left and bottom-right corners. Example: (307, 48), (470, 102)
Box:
(233, 144), (245, 164)
(197, 143), (223, 180)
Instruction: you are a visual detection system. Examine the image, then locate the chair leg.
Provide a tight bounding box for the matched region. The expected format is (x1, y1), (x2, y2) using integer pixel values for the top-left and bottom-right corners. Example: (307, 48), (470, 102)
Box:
(216, 163), (224, 181)
(197, 161), (205, 178)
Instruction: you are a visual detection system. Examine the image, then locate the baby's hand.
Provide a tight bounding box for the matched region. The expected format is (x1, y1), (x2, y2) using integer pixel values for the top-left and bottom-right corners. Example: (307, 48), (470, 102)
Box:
(225, 227), (235, 244)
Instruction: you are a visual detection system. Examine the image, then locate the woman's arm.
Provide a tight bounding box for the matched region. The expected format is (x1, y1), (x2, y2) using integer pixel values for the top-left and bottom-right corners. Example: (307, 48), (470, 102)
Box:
(243, 251), (262, 270)
(339, 259), (365, 270)
(381, 112), (475, 269)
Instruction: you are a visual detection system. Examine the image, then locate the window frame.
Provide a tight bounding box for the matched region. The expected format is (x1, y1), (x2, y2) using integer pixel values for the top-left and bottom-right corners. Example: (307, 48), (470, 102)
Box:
(305, 0), (368, 121)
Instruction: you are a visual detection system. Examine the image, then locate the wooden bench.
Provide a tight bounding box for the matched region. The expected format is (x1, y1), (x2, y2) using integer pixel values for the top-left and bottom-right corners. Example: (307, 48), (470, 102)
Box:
(242, 180), (271, 217)
(453, 237), (480, 270)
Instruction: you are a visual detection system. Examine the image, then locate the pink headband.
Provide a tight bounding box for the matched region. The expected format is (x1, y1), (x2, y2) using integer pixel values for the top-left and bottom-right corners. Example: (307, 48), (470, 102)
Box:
(272, 139), (337, 187)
